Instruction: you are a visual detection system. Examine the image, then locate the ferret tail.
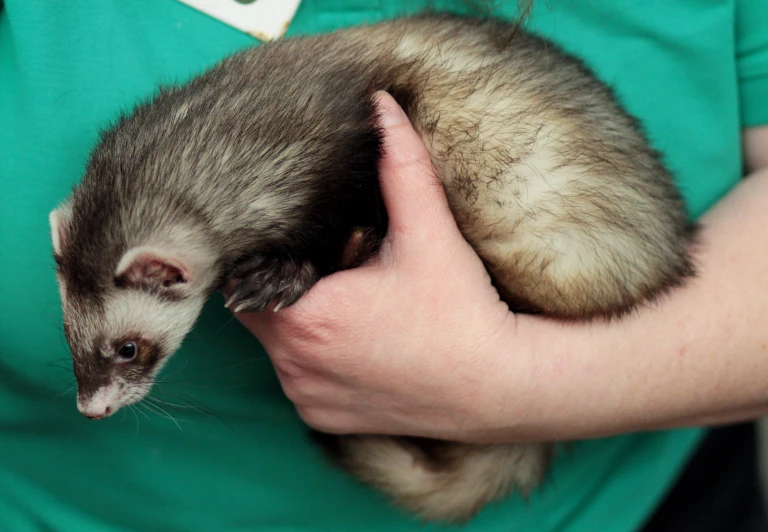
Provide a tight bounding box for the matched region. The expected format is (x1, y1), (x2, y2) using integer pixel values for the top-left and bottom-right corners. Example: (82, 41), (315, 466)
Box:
(313, 433), (554, 523)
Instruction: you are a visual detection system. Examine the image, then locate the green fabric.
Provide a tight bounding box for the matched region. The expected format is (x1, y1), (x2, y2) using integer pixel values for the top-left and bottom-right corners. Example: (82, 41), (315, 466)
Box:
(736, 0), (768, 127)
(1, 0), (766, 530)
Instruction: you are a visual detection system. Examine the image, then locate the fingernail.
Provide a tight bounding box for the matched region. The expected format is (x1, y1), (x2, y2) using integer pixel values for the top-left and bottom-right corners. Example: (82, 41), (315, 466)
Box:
(374, 91), (407, 128)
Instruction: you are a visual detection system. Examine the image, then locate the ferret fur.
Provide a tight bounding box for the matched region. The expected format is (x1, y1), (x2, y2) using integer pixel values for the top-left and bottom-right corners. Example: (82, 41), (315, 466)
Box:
(50, 14), (696, 523)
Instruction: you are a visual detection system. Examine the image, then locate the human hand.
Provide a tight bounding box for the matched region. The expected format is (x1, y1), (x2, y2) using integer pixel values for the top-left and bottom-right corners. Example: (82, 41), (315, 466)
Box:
(230, 91), (531, 442)
(229, 98), (768, 445)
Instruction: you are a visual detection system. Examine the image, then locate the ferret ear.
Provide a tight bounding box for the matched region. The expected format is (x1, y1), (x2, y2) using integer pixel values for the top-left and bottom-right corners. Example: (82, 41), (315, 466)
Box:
(49, 204), (73, 257)
(114, 247), (194, 290)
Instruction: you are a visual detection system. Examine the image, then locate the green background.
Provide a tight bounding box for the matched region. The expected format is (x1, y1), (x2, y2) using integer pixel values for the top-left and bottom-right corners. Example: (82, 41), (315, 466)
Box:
(1, 0), (767, 530)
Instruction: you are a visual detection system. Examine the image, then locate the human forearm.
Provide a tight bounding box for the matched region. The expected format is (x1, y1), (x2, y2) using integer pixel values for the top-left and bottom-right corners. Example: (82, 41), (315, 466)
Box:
(234, 96), (768, 447)
(497, 166), (768, 442)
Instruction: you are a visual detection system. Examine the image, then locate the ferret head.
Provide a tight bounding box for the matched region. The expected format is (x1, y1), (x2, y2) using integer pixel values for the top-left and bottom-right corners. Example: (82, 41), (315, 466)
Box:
(49, 204), (217, 420)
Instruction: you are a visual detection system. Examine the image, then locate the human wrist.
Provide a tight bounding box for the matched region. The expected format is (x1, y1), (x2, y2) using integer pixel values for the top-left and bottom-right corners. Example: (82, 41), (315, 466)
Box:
(474, 305), (703, 444)
(446, 311), (550, 444)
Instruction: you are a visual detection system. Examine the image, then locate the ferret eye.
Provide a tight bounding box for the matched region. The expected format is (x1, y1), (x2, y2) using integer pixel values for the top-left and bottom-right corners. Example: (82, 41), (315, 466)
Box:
(117, 342), (137, 361)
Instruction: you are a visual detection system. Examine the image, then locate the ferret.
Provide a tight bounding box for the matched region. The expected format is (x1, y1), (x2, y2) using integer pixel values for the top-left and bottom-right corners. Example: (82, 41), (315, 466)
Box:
(50, 13), (696, 523)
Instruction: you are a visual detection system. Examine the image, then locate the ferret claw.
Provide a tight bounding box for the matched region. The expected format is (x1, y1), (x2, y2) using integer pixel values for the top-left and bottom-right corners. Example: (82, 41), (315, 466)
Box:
(225, 254), (318, 314)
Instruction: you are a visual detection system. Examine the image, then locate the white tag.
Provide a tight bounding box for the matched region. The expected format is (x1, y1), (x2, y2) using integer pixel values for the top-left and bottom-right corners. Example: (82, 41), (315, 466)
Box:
(177, 0), (302, 41)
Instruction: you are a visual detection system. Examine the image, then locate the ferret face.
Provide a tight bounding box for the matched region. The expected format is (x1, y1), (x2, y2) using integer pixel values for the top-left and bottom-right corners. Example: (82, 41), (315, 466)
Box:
(63, 288), (205, 419)
(50, 207), (216, 420)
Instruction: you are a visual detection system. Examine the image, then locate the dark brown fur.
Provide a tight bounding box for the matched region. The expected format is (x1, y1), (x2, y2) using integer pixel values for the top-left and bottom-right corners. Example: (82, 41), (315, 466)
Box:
(52, 12), (697, 523)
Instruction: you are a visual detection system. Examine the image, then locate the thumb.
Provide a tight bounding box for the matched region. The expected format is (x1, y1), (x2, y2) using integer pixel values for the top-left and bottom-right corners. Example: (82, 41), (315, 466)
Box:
(373, 91), (458, 245)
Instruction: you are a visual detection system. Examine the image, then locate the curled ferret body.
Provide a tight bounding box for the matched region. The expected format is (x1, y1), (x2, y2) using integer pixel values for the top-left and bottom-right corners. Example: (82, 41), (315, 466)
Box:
(51, 13), (696, 523)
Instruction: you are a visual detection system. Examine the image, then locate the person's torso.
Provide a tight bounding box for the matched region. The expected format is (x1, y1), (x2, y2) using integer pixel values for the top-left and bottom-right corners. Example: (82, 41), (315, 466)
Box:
(0, 0), (742, 530)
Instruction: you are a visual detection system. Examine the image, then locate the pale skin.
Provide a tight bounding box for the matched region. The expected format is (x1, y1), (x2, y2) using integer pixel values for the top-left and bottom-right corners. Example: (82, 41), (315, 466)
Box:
(233, 91), (768, 445)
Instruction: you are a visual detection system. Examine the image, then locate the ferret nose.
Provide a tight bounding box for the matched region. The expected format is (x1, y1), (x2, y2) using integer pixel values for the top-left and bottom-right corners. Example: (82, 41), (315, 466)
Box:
(77, 399), (114, 420)
(77, 383), (119, 419)
(81, 405), (112, 420)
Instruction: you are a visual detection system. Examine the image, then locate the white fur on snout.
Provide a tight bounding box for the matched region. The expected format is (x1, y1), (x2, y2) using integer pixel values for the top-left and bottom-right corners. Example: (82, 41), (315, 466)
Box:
(77, 378), (153, 418)
(77, 382), (121, 419)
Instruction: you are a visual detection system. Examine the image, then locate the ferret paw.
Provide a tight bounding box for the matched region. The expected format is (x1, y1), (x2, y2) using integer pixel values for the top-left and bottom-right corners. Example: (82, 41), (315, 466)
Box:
(225, 255), (319, 314)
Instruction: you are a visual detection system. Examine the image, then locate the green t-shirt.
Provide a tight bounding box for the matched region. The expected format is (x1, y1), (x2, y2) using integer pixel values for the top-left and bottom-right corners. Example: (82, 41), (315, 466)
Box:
(2, 1), (767, 530)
